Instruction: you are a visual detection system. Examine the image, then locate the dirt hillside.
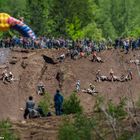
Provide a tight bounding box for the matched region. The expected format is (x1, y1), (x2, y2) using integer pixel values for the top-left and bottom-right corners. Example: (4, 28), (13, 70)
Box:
(0, 48), (140, 121)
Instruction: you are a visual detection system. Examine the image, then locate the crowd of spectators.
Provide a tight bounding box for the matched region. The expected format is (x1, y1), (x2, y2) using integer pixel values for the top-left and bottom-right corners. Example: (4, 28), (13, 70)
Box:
(114, 38), (140, 53)
(0, 36), (140, 53)
(0, 36), (107, 51)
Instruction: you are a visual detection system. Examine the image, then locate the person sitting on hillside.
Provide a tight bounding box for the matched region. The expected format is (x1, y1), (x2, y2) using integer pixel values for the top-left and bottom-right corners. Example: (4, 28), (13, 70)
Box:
(24, 96), (36, 119)
(54, 90), (64, 116)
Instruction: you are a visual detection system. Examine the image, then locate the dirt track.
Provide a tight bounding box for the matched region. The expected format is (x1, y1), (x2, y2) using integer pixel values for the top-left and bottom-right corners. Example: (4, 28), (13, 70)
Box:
(0, 48), (140, 121)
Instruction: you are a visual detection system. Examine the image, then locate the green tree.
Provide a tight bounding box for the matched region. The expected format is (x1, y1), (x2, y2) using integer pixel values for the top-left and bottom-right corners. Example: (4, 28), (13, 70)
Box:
(65, 17), (83, 40)
(82, 22), (103, 41)
(107, 97), (127, 119)
(94, 0), (140, 38)
(38, 93), (51, 116)
(26, 0), (50, 35)
(0, 0), (26, 17)
(58, 114), (96, 140)
(1, 0), (140, 39)
(63, 92), (83, 114)
(93, 0), (117, 39)
(48, 0), (94, 37)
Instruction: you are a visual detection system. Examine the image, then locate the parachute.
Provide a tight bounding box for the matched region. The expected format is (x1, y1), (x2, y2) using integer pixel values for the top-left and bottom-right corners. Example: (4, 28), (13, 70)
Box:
(0, 13), (36, 39)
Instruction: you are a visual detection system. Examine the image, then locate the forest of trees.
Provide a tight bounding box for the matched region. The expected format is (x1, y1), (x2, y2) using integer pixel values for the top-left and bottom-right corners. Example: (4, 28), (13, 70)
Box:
(0, 0), (140, 40)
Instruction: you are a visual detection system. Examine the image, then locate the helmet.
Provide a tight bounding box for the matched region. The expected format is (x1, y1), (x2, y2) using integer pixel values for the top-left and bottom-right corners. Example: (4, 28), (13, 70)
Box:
(9, 72), (12, 75)
(77, 80), (80, 83)
(110, 69), (114, 73)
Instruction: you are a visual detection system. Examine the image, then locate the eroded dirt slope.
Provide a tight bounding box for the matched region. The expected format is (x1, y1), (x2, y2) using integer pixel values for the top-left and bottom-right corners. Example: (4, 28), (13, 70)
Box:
(0, 48), (140, 121)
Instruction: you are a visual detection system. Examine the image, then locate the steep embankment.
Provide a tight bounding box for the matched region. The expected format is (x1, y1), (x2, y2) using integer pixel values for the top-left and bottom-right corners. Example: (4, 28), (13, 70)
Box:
(0, 48), (140, 121)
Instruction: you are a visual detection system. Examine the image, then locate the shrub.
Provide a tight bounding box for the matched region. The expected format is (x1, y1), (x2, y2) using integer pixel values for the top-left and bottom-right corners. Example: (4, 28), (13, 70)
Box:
(58, 114), (96, 140)
(63, 92), (83, 115)
(94, 95), (104, 112)
(58, 121), (79, 140)
(38, 93), (51, 116)
(0, 120), (18, 140)
(107, 97), (127, 119)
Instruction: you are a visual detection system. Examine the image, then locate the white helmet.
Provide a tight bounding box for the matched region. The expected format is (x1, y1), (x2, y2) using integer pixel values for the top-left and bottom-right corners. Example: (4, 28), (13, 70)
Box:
(9, 72), (12, 75)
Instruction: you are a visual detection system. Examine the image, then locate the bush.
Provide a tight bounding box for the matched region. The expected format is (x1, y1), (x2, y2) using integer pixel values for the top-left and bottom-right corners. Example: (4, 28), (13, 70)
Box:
(0, 120), (18, 140)
(58, 114), (95, 140)
(82, 22), (104, 41)
(94, 95), (104, 112)
(38, 93), (51, 116)
(58, 121), (79, 140)
(63, 92), (83, 115)
(107, 97), (127, 119)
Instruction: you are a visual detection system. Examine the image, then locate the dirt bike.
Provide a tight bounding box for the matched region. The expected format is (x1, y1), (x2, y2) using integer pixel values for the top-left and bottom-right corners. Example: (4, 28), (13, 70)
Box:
(28, 109), (41, 119)
(37, 85), (45, 95)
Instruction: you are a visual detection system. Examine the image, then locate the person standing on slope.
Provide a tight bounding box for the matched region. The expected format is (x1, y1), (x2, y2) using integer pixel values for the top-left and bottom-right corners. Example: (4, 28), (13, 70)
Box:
(54, 90), (63, 116)
(76, 80), (81, 92)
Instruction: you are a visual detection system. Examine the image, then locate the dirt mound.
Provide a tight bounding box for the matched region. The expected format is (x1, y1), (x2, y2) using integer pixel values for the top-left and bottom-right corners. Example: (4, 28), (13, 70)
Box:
(0, 48), (140, 121)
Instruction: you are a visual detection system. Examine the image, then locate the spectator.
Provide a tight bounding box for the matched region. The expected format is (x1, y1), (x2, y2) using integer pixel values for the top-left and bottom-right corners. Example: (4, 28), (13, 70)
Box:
(54, 90), (63, 116)
(76, 80), (80, 92)
(24, 96), (35, 119)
